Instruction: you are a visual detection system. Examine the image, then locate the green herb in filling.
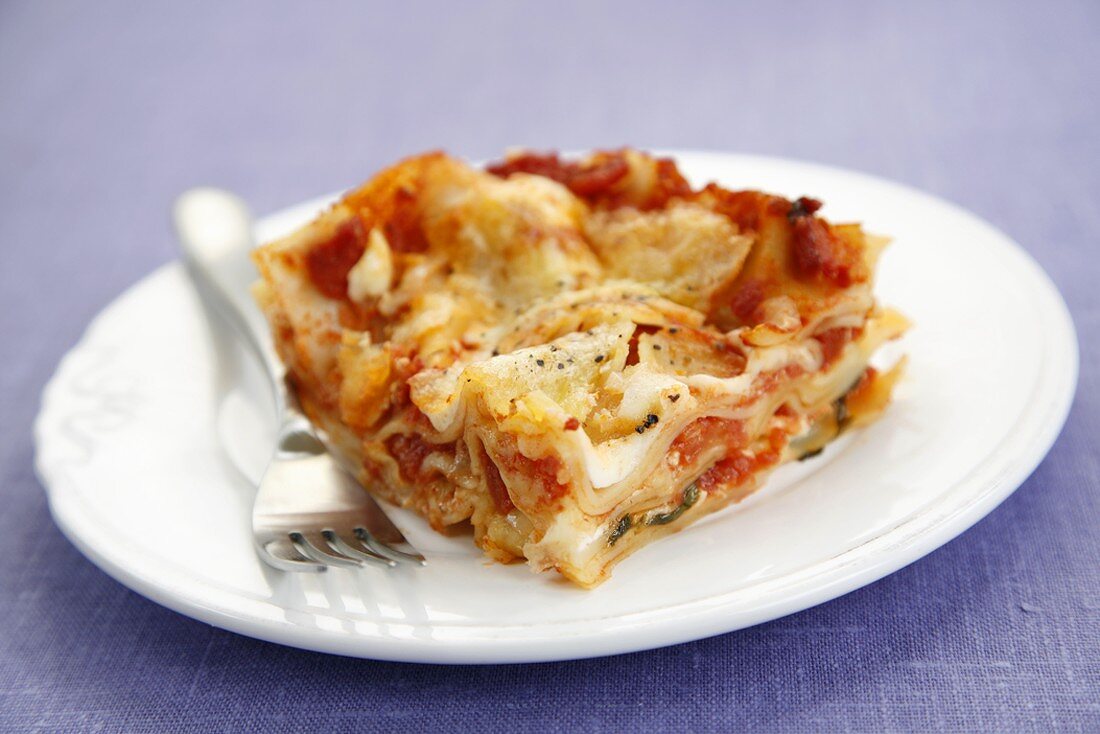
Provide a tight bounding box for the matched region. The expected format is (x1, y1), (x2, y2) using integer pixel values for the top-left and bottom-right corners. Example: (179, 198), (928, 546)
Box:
(798, 446), (825, 461)
(835, 396), (850, 429)
(646, 483), (700, 526)
(607, 483), (703, 546)
(607, 514), (633, 546)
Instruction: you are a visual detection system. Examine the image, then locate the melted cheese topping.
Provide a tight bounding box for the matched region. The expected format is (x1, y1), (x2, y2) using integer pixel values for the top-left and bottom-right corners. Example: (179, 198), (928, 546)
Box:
(347, 229), (394, 301)
(252, 149), (907, 588)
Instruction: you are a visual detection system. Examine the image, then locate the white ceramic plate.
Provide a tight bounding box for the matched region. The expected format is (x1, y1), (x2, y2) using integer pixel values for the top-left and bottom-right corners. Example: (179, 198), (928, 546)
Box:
(34, 152), (1077, 664)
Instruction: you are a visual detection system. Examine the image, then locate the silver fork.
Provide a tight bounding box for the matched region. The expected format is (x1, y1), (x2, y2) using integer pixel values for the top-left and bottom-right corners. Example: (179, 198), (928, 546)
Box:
(173, 188), (425, 573)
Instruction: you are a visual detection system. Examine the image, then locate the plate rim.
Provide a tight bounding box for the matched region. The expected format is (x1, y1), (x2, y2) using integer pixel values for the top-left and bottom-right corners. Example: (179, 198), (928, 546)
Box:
(34, 150), (1080, 663)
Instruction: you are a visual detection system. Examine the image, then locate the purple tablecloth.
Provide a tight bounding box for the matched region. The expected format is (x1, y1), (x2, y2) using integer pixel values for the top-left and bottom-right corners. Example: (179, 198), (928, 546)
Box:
(2, 1), (1097, 731)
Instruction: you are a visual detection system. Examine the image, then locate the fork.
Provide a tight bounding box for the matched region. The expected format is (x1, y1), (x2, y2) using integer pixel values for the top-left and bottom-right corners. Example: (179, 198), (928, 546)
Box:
(173, 188), (425, 573)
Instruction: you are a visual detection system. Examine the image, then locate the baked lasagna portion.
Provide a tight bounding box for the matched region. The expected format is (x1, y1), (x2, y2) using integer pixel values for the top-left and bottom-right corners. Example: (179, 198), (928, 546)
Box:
(252, 149), (908, 587)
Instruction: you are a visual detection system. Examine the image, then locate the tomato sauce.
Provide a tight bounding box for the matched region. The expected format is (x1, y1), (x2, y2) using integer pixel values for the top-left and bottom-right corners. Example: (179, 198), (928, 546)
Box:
(385, 433), (440, 484)
(790, 214), (857, 288)
(815, 327), (857, 367)
(480, 449), (516, 514)
(495, 449), (568, 505)
(305, 217), (366, 299)
(382, 187), (429, 254)
(669, 416), (746, 468)
(486, 151), (629, 200)
(703, 186), (785, 231)
(487, 150), (695, 211)
(695, 427), (785, 493)
(730, 278), (767, 323)
(305, 185), (430, 300)
(643, 157), (694, 209)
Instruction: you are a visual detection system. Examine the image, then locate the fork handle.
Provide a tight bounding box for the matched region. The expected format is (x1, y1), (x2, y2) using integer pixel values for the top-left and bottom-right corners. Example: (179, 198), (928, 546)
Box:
(173, 188), (289, 415)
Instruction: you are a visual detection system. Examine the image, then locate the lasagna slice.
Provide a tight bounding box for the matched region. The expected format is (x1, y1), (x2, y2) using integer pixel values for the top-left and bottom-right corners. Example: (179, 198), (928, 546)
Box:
(252, 149), (908, 587)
